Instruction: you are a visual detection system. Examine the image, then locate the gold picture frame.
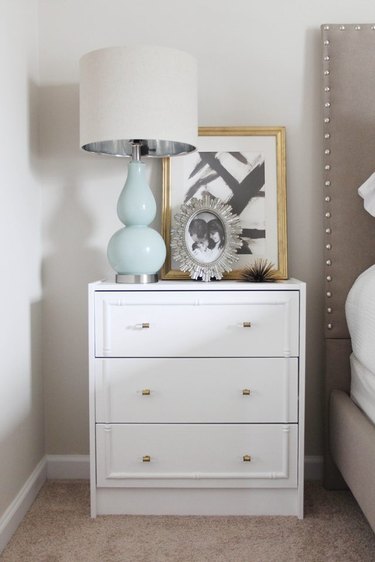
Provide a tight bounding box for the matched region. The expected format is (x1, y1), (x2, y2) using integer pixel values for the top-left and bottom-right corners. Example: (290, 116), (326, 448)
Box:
(161, 126), (288, 280)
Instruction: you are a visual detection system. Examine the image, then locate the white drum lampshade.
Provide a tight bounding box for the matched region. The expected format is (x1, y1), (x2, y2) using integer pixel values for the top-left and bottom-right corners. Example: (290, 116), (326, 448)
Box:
(79, 45), (198, 283)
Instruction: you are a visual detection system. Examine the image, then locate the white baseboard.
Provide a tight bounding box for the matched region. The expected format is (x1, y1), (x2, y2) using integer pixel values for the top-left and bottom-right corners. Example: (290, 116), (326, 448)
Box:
(45, 454), (323, 481)
(46, 454), (90, 479)
(0, 457), (47, 554)
(304, 455), (323, 480)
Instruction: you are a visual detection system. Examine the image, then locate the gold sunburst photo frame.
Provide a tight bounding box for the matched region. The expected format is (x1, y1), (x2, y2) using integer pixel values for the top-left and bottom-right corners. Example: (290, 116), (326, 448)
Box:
(161, 126), (288, 280)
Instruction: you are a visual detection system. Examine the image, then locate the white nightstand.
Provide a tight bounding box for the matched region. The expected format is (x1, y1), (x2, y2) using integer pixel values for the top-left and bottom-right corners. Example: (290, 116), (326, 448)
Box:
(89, 279), (306, 517)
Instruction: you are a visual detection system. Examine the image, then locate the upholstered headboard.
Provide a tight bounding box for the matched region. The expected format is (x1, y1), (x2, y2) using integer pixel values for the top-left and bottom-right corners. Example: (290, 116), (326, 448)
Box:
(322, 24), (375, 486)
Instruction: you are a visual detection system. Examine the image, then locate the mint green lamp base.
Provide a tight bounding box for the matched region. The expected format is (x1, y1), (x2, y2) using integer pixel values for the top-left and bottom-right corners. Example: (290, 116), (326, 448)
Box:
(107, 225), (166, 282)
(107, 145), (167, 284)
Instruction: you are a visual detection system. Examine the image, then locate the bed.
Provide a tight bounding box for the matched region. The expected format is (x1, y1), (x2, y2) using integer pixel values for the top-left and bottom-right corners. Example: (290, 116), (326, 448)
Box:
(322, 24), (375, 533)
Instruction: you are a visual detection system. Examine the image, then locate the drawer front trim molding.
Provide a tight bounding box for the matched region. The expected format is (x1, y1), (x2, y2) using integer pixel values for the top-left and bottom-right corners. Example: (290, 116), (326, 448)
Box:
(100, 424), (292, 481)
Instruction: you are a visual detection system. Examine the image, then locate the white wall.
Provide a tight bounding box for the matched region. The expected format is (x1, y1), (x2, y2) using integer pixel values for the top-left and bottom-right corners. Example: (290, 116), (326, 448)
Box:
(0, 0), (44, 518)
(38, 0), (375, 456)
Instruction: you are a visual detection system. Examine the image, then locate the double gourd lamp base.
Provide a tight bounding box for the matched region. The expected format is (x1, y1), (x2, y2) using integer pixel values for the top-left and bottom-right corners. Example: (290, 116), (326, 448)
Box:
(107, 146), (166, 284)
(79, 46), (197, 283)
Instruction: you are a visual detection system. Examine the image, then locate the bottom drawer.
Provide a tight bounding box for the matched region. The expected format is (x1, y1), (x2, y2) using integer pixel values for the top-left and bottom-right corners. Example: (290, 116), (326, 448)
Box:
(96, 424), (298, 488)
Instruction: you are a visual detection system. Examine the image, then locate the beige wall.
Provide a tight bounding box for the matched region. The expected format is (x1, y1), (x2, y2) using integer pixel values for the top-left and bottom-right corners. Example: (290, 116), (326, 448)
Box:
(0, 0), (44, 519)
(37, 0), (375, 456)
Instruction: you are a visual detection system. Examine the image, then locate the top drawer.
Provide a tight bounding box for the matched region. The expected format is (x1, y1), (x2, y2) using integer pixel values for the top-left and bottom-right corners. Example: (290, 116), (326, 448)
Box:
(94, 290), (300, 358)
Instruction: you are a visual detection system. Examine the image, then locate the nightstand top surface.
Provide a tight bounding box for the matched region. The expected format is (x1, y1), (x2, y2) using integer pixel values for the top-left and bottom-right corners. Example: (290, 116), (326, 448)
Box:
(90, 278), (305, 292)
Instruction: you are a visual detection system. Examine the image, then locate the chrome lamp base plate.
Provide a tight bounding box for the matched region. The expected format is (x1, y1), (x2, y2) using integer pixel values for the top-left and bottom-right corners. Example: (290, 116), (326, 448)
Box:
(115, 273), (158, 284)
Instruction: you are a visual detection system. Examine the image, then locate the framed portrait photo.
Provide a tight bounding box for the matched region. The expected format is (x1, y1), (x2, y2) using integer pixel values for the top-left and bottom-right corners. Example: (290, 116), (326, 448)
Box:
(170, 194), (243, 282)
(161, 126), (288, 280)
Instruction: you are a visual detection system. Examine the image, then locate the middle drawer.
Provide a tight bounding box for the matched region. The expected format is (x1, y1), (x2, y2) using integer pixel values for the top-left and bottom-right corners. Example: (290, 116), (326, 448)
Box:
(95, 358), (298, 423)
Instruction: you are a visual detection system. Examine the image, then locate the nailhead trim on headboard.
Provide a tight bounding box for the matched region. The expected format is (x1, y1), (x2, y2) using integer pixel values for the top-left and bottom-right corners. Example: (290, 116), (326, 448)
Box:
(322, 27), (333, 332)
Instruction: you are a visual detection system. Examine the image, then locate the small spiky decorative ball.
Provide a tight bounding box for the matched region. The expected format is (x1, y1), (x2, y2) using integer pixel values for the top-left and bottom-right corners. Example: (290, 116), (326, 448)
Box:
(241, 259), (277, 282)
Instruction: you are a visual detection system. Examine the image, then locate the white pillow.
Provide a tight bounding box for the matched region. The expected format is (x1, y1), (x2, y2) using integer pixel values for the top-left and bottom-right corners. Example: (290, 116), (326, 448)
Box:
(345, 265), (375, 374)
(358, 172), (375, 217)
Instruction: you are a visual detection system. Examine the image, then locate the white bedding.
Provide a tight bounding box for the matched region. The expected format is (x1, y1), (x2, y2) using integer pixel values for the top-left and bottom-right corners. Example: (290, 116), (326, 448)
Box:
(345, 264), (375, 373)
(350, 353), (375, 425)
(346, 264), (375, 423)
(358, 172), (375, 217)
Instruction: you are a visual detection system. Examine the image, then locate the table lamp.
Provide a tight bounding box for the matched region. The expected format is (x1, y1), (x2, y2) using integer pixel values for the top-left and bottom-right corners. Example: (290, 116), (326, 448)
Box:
(79, 45), (198, 283)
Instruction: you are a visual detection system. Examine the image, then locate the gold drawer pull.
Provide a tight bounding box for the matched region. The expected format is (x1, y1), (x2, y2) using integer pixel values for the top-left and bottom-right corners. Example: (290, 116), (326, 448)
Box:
(242, 322), (252, 328)
(242, 388), (251, 396)
(243, 454), (252, 462)
(142, 455), (151, 463)
(141, 389), (151, 396)
(141, 322), (150, 329)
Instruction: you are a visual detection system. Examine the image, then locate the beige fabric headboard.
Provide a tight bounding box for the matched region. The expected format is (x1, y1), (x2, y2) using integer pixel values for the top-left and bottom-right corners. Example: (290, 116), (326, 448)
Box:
(322, 24), (375, 486)
(322, 24), (375, 338)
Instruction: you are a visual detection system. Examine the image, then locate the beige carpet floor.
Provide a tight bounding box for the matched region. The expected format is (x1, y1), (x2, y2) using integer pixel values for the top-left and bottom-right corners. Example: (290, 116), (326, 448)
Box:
(1, 481), (374, 562)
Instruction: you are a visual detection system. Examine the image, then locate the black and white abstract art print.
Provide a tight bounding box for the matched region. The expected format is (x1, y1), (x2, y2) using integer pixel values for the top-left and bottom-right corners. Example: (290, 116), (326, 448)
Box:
(184, 150), (265, 256)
